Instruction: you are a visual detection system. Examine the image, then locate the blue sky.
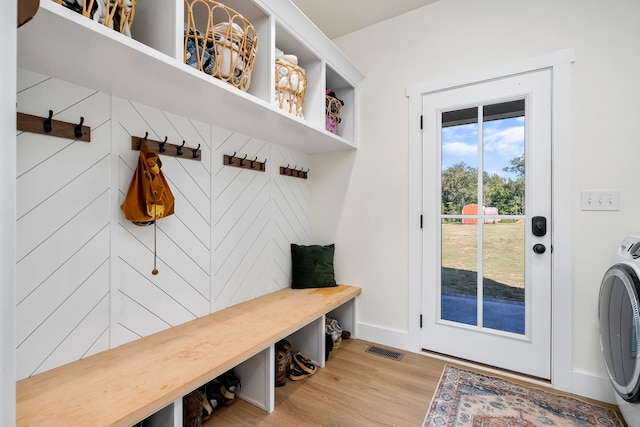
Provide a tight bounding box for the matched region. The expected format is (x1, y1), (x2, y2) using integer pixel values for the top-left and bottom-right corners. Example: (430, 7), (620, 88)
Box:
(441, 117), (524, 180)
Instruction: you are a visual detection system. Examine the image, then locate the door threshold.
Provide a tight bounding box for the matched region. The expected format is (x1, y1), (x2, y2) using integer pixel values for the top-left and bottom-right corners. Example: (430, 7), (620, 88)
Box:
(421, 348), (552, 388)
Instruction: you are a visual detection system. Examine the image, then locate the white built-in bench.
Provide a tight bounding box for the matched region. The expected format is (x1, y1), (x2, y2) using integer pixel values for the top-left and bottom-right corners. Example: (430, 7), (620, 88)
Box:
(16, 284), (361, 426)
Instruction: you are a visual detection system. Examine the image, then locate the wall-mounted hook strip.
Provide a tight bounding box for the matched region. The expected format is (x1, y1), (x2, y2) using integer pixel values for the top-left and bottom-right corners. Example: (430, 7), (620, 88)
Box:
(131, 135), (201, 161)
(279, 165), (309, 179)
(17, 111), (91, 142)
(223, 153), (266, 172)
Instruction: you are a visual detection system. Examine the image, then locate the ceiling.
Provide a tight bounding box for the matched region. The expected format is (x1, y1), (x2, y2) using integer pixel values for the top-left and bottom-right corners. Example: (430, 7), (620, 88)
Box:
(291, 0), (439, 39)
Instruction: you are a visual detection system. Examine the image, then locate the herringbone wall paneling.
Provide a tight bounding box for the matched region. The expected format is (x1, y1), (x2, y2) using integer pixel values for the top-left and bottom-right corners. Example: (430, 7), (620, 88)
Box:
(14, 69), (311, 379)
(15, 70), (111, 379)
(112, 98), (212, 347)
(271, 144), (310, 288)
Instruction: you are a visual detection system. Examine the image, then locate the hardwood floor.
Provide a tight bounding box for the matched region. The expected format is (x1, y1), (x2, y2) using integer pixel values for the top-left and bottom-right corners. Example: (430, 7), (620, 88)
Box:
(205, 338), (623, 426)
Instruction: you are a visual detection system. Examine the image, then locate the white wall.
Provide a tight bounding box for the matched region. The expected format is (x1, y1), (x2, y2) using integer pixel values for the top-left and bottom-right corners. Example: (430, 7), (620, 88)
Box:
(311, 0), (640, 397)
(14, 69), (310, 379)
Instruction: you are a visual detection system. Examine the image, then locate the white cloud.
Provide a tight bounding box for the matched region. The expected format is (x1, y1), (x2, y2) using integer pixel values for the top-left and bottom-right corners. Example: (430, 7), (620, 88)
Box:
(442, 141), (477, 156)
(483, 124), (524, 158)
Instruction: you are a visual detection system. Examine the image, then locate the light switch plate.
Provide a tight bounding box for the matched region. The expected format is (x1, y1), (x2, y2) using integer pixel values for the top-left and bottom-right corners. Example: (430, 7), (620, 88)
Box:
(580, 190), (620, 211)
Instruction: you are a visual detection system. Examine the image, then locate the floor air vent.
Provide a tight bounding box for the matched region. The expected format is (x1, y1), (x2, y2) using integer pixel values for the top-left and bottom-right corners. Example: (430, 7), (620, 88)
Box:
(365, 345), (404, 361)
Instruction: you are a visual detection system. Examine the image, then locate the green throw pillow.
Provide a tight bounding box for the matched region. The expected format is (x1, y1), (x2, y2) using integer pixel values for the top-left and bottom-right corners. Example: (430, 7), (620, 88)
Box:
(291, 243), (337, 289)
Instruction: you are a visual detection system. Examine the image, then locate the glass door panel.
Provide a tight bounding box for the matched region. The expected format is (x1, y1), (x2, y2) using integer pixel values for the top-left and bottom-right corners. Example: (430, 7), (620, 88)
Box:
(440, 100), (526, 334)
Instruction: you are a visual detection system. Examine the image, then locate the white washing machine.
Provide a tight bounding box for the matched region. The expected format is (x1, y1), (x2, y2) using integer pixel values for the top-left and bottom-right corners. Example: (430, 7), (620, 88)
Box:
(599, 235), (640, 426)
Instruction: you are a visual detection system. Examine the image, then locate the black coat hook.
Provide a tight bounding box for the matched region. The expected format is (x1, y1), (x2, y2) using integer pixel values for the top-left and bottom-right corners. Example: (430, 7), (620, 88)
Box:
(228, 152), (236, 164)
(74, 117), (84, 138)
(176, 140), (185, 156)
(43, 110), (53, 133)
(159, 136), (167, 153)
(250, 156), (258, 168)
(261, 159), (267, 171)
(191, 144), (200, 159)
(239, 154), (247, 166)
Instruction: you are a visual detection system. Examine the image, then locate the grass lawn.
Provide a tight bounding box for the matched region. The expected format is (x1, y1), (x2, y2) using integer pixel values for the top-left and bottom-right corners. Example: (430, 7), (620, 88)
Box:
(441, 222), (525, 302)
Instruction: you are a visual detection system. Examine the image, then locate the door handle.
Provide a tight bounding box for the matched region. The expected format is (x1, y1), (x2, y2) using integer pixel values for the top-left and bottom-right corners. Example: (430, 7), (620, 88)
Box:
(533, 243), (546, 254)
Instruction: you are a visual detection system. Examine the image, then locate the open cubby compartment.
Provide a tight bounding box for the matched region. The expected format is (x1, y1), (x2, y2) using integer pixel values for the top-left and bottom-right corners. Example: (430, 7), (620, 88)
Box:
(275, 22), (325, 127)
(326, 296), (357, 340)
(285, 316), (327, 369)
(326, 65), (356, 143)
(233, 346), (275, 413)
(131, 0), (178, 58)
(174, 0), (271, 100)
(132, 401), (176, 427)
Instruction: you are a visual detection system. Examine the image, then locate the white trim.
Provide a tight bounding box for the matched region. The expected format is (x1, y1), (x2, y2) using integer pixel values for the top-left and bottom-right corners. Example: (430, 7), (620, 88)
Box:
(356, 322), (410, 351)
(572, 370), (617, 404)
(1, 2), (17, 425)
(407, 49), (575, 392)
(406, 49), (575, 97)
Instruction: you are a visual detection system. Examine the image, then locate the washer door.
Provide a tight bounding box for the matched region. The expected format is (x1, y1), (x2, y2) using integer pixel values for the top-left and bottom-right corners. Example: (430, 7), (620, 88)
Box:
(599, 263), (640, 402)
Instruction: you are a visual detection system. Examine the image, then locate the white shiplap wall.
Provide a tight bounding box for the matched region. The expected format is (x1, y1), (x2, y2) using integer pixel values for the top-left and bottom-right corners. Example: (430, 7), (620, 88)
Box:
(15, 69), (309, 380)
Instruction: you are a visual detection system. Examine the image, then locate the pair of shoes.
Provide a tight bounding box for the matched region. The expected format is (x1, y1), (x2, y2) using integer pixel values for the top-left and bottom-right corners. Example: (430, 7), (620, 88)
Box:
(275, 339), (293, 387)
(288, 363), (314, 380)
(326, 317), (345, 348)
(288, 352), (317, 381)
(325, 317), (343, 341)
(203, 369), (241, 412)
(220, 369), (241, 396)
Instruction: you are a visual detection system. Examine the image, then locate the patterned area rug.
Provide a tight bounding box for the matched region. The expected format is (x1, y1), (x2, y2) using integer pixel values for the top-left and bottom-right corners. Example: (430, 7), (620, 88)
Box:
(423, 365), (624, 427)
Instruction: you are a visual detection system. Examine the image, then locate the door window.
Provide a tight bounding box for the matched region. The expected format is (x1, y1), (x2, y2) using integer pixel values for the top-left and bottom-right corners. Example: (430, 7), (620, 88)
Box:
(440, 100), (526, 334)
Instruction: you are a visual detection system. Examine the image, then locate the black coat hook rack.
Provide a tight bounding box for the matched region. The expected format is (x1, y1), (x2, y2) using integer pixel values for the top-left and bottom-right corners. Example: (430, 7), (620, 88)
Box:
(280, 164), (309, 179)
(131, 133), (201, 161)
(17, 110), (91, 142)
(223, 152), (266, 172)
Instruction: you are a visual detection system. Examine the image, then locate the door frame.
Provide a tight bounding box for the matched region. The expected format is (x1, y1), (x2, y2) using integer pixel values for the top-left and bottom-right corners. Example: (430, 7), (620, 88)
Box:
(406, 49), (575, 391)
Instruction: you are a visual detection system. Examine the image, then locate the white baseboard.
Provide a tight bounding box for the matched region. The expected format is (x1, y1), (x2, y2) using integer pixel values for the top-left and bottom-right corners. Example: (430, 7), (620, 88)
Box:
(571, 370), (616, 404)
(356, 322), (618, 405)
(356, 322), (411, 351)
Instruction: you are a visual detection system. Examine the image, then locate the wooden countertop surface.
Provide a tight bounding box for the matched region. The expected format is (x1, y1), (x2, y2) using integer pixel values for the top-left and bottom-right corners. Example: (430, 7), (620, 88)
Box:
(16, 284), (361, 426)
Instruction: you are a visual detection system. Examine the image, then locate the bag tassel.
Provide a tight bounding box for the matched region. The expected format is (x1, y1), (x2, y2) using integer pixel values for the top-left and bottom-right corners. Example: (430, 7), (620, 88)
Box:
(152, 192), (159, 275)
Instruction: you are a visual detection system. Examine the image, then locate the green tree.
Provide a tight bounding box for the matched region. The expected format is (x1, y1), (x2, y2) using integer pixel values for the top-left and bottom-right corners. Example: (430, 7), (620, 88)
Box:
(502, 155), (525, 214)
(441, 162), (478, 215)
(441, 156), (525, 217)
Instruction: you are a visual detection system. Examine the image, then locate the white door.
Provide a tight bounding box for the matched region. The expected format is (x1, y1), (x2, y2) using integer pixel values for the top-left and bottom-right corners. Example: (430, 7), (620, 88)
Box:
(421, 69), (552, 379)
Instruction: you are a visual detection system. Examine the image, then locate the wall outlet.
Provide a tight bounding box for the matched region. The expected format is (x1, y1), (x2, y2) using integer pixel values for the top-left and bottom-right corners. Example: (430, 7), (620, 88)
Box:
(580, 190), (620, 211)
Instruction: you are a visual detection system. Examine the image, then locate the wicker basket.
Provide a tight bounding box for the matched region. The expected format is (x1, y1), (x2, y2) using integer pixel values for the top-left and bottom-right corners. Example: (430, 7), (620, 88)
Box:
(275, 60), (307, 117)
(54, 0), (136, 36)
(325, 93), (343, 134)
(184, 0), (258, 92)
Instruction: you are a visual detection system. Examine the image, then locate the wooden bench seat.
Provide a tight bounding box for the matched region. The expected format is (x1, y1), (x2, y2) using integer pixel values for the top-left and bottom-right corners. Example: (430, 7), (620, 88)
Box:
(16, 284), (361, 426)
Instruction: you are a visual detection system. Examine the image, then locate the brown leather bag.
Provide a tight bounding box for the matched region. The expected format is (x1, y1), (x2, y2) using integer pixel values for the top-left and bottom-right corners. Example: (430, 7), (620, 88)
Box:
(121, 145), (175, 226)
(18, 0), (39, 27)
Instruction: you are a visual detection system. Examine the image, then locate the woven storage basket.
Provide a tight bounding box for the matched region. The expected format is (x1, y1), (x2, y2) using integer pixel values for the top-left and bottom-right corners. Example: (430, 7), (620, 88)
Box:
(275, 60), (307, 117)
(184, 0), (258, 92)
(325, 94), (343, 134)
(54, 0), (136, 35)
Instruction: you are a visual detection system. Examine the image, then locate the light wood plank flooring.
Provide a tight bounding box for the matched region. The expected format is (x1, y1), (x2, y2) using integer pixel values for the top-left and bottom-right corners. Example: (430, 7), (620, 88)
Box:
(205, 338), (624, 426)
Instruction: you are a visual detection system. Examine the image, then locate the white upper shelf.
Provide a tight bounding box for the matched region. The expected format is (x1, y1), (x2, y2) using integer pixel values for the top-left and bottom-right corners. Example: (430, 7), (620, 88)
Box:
(17, 1), (364, 153)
